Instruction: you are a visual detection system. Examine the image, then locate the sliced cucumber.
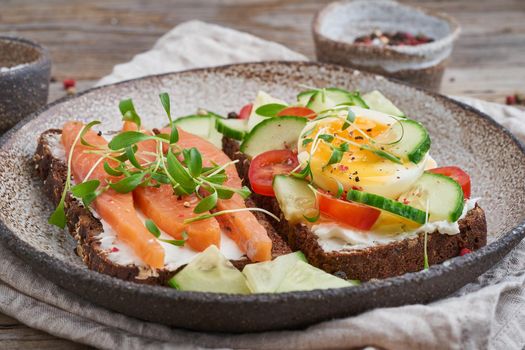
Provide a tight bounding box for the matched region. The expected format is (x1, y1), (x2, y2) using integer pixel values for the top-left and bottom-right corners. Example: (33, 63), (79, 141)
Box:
(381, 119), (430, 164)
(276, 261), (353, 292)
(297, 89), (316, 106)
(173, 114), (222, 148)
(240, 116), (307, 158)
(398, 172), (464, 222)
(168, 245), (250, 294)
(247, 91), (287, 131)
(242, 251), (307, 293)
(215, 118), (248, 141)
(347, 189), (427, 224)
(273, 175), (317, 224)
(298, 87), (369, 112)
(362, 90), (405, 117)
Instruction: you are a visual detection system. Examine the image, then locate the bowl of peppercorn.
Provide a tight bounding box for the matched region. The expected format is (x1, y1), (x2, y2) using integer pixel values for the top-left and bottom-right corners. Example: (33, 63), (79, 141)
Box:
(0, 36), (51, 134)
(313, 0), (460, 91)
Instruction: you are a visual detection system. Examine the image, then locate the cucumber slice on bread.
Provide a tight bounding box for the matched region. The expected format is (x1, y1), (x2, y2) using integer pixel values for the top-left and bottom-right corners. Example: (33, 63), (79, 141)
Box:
(173, 114), (223, 148)
(347, 189), (428, 224)
(273, 175), (317, 224)
(398, 172), (465, 222)
(297, 87), (368, 112)
(169, 245), (250, 294)
(382, 119), (431, 164)
(247, 91), (287, 131)
(240, 116), (307, 158)
(362, 90), (405, 117)
(242, 251), (307, 293)
(215, 118), (248, 141)
(347, 172), (465, 223)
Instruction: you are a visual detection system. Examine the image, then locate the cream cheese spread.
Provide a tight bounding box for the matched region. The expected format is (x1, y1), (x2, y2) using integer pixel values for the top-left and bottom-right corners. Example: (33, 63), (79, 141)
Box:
(97, 210), (245, 271)
(313, 198), (479, 252)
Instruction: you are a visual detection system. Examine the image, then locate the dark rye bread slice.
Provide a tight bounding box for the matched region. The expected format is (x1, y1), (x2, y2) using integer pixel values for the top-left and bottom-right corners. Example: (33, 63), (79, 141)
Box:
(33, 129), (290, 286)
(223, 137), (488, 281)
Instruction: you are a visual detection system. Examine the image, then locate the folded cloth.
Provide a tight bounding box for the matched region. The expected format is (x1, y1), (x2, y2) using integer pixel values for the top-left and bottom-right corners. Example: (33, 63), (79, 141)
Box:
(1, 20), (524, 350)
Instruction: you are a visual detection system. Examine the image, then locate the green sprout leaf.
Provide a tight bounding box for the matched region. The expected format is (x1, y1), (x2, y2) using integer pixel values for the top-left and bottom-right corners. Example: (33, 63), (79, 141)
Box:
(159, 92), (171, 121)
(335, 180), (344, 199)
(303, 211), (320, 223)
(109, 172), (145, 193)
(302, 138), (313, 146)
(160, 231), (188, 247)
(360, 144), (402, 164)
(119, 98), (141, 129)
(342, 107), (356, 130)
(108, 131), (151, 150)
(145, 219), (161, 238)
(193, 191), (218, 213)
(291, 163), (311, 180)
(125, 145), (143, 170)
(166, 150), (195, 191)
(71, 180), (100, 207)
(48, 202), (67, 229)
(255, 103), (287, 117)
(79, 120), (102, 148)
(216, 188), (234, 199)
(169, 126), (179, 144)
(236, 186), (251, 199)
(327, 149), (343, 166)
(318, 134), (334, 143)
(184, 147), (202, 178)
(150, 173), (171, 185)
(104, 161), (123, 176)
(205, 173), (227, 185)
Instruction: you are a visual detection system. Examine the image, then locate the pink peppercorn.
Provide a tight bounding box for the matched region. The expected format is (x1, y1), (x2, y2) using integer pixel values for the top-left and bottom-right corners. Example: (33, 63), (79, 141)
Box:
(460, 248), (472, 256)
(63, 79), (76, 89)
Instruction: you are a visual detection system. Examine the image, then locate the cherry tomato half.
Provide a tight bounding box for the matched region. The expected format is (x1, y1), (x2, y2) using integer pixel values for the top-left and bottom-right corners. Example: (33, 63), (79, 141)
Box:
(428, 166), (471, 198)
(318, 192), (381, 230)
(238, 103), (253, 120)
(276, 106), (316, 119)
(248, 150), (299, 196)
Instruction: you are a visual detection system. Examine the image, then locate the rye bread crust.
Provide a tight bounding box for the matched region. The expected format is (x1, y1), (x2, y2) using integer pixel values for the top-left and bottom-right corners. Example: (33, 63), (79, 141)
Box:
(222, 137), (488, 281)
(33, 129), (290, 286)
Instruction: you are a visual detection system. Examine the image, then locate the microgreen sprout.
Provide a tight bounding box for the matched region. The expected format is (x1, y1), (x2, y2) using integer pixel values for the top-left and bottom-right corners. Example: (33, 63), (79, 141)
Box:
(423, 197), (430, 270)
(49, 121), (100, 228)
(49, 93), (283, 231)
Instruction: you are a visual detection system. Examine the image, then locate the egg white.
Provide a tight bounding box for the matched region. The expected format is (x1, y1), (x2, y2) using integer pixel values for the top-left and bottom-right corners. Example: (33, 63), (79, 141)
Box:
(297, 107), (432, 199)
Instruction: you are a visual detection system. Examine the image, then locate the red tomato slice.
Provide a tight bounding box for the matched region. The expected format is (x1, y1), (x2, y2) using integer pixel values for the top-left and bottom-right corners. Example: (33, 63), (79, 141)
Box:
(248, 150), (299, 196)
(318, 192), (381, 230)
(428, 166), (471, 198)
(277, 106), (316, 119)
(238, 103), (253, 120)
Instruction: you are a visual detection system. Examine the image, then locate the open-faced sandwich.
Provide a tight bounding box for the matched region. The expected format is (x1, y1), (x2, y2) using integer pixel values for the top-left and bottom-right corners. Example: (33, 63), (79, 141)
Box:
(34, 87), (487, 294)
(218, 87), (487, 281)
(34, 93), (356, 294)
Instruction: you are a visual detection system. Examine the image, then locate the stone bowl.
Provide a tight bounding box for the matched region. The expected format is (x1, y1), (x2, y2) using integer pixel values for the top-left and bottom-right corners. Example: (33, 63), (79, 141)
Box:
(313, 0), (460, 91)
(0, 36), (51, 134)
(0, 61), (523, 333)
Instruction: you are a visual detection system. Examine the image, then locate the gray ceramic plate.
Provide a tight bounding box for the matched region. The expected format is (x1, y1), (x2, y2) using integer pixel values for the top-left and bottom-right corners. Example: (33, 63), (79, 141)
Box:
(0, 62), (524, 333)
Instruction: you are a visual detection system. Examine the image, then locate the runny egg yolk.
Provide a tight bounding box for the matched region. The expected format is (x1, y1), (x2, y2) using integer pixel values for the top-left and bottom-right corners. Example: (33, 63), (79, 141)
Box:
(298, 116), (429, 199)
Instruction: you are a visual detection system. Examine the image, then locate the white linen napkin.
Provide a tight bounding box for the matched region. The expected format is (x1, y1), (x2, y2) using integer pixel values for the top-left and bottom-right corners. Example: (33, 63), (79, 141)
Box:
(1, 20), (524, 350)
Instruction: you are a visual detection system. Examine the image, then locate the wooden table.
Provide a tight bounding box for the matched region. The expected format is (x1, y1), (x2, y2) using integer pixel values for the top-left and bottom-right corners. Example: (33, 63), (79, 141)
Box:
(0, 0), (523, 348)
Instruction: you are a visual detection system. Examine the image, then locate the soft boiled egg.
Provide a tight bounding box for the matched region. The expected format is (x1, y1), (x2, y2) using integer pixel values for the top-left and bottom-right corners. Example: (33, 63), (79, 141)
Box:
(297, 106), (434, 199)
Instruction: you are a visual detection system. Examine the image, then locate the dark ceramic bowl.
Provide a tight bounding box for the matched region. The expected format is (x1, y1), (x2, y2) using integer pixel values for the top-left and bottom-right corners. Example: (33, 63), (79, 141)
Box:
(0, 36), (51, 134)
(0, 62), (524, 333)
(313, 0), (460, 91)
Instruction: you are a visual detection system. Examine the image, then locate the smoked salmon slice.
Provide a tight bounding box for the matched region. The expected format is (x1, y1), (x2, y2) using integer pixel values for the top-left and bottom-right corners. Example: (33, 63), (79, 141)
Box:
(62, 121), (165, 269)
(163, 127), (273, 262)
(122, 122), (222, 251)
